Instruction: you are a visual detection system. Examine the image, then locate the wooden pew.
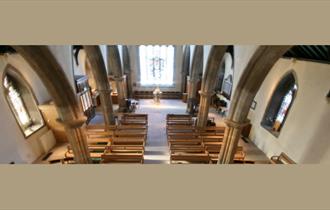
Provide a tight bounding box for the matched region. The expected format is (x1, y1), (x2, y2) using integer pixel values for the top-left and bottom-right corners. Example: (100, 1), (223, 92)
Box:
(121, 114), (148, 125)
(170, 152), (211, 164)
(166, 125), (196, 133)
(170, 145), (205, 153)
(201, 136), (223, 142)
(108, 145), (144, 153)
(116, 124), (147, 130)
(166, 114), (194, 126)
(85, 124), (117, 131)
(101, 152), (144, 163)
(168, 133), (200, 139)
(166, 114), (192, 120)
(112, 137), (145, 146)
(168, 138), (202, 145)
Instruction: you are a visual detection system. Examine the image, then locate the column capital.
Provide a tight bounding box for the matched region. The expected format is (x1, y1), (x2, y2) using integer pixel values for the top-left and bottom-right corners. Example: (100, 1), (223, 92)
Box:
(57, 116), (87, 128)
(188, 78), (200, 83)
(112, 75), (125, 81)
(98, 89), (113, 94)
(224, 118), (250, 129)
(198, 90), (215, 97)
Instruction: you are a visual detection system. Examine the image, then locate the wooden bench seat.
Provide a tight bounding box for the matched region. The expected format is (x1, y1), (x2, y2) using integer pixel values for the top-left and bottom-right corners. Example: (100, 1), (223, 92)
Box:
(168, 138), (202, 146)
(112, 137), (145, 146)
(170, 152), (210, 164)
(166, 122), (194, 126)
(209, 151), (246, 163)
(101, 153), (144, 163)
(167, 132), (200, 137)
(114, 130), (147, 137)
(201, 136), (223, 142)
(168, 133), (200, 139)
(170, 146), (205, 153)
(116, 125), (147, 130)
(86, 137), (110, 145)
(85, 124), (117, 131)
(107, 145), (144, 153)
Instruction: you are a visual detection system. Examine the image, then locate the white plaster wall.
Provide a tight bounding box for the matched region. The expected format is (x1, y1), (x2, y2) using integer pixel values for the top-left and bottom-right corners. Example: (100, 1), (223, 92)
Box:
(0, 55), (50, 163)
(248, 58), (330, 164)
(232, 45), (259, 93)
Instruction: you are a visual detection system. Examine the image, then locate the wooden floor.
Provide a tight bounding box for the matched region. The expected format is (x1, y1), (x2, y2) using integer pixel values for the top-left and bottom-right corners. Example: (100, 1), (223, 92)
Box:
(36, 99), (269, 164)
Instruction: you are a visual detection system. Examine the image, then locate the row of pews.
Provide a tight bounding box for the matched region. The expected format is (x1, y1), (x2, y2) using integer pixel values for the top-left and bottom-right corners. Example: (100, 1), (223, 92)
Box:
(62, 114), (148, 164)
(167, 114), (247, 164)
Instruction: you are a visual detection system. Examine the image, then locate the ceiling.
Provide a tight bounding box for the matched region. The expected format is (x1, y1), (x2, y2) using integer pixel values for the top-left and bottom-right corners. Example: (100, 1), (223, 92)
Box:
(283, 45), (330, 63)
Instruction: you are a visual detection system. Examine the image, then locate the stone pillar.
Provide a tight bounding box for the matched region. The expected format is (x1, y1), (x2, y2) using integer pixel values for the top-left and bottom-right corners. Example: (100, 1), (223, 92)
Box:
(195, 46), (228, 127)
(59, 117), (91, 164)
(181, 45), (190, 93)
(83, 46), (116, 126)
(122, 46), (133, 98)
(217, 119), (249, 164)
(186, 46), (203, 114)
(107, 45), (127, 112)
(186, 77), (200, 113)
(196, 90), (214, 128)
(113, 75), (127, 111)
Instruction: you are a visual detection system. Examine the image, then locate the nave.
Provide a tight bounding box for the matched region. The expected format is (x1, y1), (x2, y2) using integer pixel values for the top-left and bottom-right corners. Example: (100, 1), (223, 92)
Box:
(0, 45), (329, 164)
(34, 99), (269, 164)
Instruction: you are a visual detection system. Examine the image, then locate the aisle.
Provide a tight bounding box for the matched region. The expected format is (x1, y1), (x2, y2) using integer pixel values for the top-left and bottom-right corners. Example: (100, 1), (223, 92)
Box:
(136, 99), (187, 164)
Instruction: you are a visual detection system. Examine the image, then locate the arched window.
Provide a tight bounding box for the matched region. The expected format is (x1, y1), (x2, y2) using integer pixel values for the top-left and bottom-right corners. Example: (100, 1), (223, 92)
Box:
(261, 72), (297, 136)
(139, 45), (174, 86)
(3, 66), (45, 137)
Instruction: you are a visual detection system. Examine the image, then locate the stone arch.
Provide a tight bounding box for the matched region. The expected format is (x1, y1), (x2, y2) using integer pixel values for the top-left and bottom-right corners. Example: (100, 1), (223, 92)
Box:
(218, 45), (292, 163)
(83, 45), (115, 126)
(181, 45), (191, 93)
(12, 46), (91, 163)
(196, 46), (228, 127)
(186, 45), (203, 113)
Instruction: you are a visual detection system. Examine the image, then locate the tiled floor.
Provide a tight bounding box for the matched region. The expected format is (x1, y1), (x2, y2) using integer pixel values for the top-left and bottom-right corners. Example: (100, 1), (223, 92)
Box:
(38, 99), (269, 164)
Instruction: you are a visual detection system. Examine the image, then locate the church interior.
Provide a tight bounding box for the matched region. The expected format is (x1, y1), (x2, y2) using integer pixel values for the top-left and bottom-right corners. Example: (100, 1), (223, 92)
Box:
(0, 45), (329, 164)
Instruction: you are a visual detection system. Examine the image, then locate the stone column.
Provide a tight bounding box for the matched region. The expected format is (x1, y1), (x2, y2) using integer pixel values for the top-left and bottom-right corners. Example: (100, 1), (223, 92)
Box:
(107, 45), (127, 111)
(122, 46), (133, 98)
(181, 45), (190, 93)
(186, 77), (200, 113)
(217, 119), (250, 164)
(113, 75), (127, 111)
(186, 46), (203, 114)
(59, 117), (91, 164)
(195, 46), (228, 127)
(83, 46), (116, 126)
(196, 90), (214, 128)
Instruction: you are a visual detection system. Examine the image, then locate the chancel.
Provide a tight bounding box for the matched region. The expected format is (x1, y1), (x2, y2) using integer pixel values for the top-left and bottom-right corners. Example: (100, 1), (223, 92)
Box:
(0, 45), (329, 164)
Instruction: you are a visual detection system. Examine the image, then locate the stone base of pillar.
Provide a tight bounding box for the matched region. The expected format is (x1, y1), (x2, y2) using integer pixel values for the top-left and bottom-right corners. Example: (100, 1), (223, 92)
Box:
(218, 119), (250, 164)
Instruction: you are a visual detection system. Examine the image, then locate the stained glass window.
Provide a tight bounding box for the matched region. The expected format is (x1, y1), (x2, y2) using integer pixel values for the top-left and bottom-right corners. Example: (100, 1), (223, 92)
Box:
(3, 76), (32, 129)
(261, 72), (297, 136)
(139, 45), (174, 86)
